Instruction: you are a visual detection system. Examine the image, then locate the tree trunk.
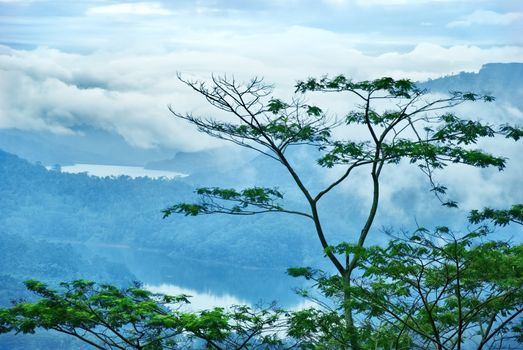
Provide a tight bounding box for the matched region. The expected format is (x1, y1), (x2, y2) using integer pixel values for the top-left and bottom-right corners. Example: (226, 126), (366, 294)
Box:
(343, 270), (361, 350)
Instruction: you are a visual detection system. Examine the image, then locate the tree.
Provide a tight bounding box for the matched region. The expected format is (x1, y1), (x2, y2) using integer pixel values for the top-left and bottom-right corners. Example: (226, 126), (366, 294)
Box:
(162, 74), (521, 349)
(1, 74), (522, 349)
(359, 227), (522, 350)
(0, 280), (294, 349)
(3, 222), (520, 349)
(469, 204), (523, 227)
(286, 223), (523, 350)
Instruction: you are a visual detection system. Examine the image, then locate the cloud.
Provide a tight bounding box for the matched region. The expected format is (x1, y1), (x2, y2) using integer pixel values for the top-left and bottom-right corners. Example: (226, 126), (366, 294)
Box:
(1, 25), (522, 151)
(322, 0), (349, 6)
(324, 0), (473, 7)
(448, 10), (523, 28)
(86, 2), (173, 16)
(0, 57), (215, 150)
(2, 0), (520, 54)
(321, 94), (523, 228)
(355, 0), (479, 6)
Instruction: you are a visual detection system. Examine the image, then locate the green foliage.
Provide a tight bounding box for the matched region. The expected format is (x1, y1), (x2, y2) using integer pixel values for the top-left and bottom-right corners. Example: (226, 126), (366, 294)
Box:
(432, 113), (495, 144)
(288, 308), (349, 349)
(381, 137), (506, 171)
(267, 99), (290, 114)
(286, 267), (316, 280)
(294, 75), (420, 99)
(0, 280), (294, 350)
(288, 226), (523, 350)
(469, 204), (523, 226)
(162, 203), (207, 217)
(317, 141), (369, 168)
(355, 229), (523, 349)
(499, 124), (523, 141)
(162, 187), (287, 218)
(1, 280), (190, 349)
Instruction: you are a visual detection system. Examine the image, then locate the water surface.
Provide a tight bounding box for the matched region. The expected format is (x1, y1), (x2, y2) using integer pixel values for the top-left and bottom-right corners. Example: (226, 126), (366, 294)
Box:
(82, 243), (306, 308)
(52, 163), (187, 179)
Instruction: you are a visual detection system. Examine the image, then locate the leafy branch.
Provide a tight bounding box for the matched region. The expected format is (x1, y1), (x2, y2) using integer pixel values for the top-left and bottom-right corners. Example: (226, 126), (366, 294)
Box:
(469, 204), (523, 226)
(163, 187), (312, 219)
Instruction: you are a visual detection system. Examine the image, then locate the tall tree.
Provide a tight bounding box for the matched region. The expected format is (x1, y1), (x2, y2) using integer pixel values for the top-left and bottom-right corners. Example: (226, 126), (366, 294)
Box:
(163, 74), (522, 348)
(287, 222), (523, 350)
(358, 227), (522, 350)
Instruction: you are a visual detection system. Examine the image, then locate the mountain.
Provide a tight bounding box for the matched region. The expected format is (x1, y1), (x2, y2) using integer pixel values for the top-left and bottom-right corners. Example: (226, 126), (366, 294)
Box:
(0, 147), (320, 318)
(0, 126), (176, 166)
(419, 63), (523, 109)
(0, 152), (136, 302)
(145, 147), (253, 175)
(0, 148), (317, 269)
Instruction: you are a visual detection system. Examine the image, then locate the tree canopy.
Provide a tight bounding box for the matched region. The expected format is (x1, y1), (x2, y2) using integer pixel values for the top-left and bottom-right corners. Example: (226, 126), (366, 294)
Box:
(0, 280), (295, 349)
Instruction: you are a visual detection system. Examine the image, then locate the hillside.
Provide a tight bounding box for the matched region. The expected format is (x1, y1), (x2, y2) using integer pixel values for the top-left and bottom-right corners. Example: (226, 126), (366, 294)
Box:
(420, 62), (523, 109)
(0, 149), (317, 269)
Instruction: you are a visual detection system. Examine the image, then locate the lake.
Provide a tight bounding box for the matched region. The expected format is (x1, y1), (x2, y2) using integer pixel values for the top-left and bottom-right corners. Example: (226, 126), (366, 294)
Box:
(81, 243), (308, 310)
(49, 163), (187, 179)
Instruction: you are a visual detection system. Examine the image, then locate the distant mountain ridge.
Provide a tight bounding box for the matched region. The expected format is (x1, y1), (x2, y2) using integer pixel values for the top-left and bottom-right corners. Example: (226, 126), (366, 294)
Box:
(0, 148), (317, 269)
(145, 147), (252, 175)
(419, 62), (523, 109)
(0, 127), (176, 166)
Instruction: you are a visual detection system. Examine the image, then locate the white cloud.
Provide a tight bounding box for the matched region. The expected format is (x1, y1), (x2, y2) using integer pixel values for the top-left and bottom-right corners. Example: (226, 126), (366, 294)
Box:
(1, 26), (522, 151)
(448, 10), (523, 28)
(0, 64), (215, 150)
(86, 2), (173, 16)
(0, 21), (522, 221)
(322, 0), (349, 6)
(355, 0), (478, 6)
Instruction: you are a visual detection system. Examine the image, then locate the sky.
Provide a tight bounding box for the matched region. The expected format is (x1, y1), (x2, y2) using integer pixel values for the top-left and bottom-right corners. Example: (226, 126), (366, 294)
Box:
(0, 0), (522, 150)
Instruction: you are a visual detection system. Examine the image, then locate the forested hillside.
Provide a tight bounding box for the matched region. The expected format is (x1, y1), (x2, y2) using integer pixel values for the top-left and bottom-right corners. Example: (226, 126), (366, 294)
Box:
(420, 63), (523, 109)
(0, 149), (319, 276)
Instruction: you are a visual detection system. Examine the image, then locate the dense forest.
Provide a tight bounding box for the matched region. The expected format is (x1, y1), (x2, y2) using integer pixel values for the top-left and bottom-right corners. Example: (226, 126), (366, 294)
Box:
(0, 149), (320, 269)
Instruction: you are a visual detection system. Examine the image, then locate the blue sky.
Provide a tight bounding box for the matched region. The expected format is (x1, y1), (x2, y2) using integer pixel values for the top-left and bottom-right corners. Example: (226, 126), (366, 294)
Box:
(0, 0), (522, 149)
